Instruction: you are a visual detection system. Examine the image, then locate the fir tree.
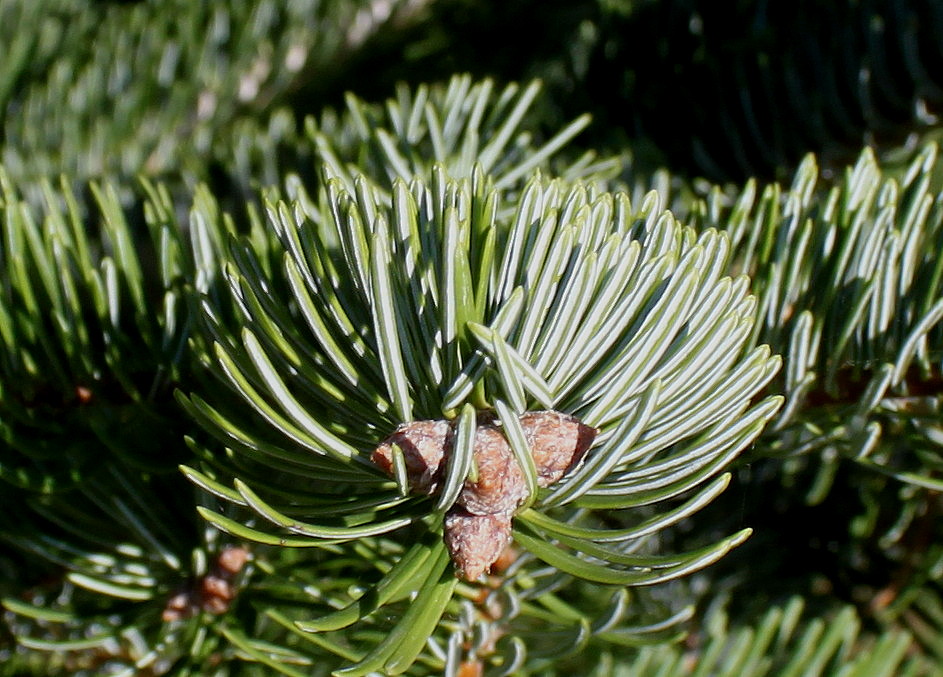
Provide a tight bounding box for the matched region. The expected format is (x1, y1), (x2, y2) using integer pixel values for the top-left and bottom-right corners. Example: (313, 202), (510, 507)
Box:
(2, 1), (943, 676)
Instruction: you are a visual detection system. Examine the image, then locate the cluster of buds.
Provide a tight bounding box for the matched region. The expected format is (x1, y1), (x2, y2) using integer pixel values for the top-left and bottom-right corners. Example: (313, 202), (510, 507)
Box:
(162, 545), (250, 621)
(372, 411), (596, 580)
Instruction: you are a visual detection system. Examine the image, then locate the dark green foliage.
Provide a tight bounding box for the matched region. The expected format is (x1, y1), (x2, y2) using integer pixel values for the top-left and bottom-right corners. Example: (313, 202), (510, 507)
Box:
(2, 1), (943, 675)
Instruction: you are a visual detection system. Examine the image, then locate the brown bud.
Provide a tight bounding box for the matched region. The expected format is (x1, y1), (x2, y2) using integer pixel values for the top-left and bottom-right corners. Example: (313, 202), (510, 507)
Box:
(489, 543), (519, 576)
(201, 595), (231, 615)
(520, 411), (596, 487)
(216, 545), (250, 577)
(373, 411), (596, 582)
(161, 591), (195, 622)
(371, 420), (452, 494)
(458, 421), (528, 515)
(201, 574), (234, 602)
(443, 508), (513, 581)
(199, 574), (236, 614)
(458, 661), (484, 677)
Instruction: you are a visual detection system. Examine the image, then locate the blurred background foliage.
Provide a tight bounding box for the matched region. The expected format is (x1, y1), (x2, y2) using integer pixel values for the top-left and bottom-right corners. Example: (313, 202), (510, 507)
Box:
(6, 0), (943, 190)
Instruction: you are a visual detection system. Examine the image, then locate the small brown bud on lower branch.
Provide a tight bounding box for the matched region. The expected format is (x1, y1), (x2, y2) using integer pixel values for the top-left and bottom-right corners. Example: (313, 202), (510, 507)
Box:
(216, 544), (250, 576)
(161, 545), (250, 622)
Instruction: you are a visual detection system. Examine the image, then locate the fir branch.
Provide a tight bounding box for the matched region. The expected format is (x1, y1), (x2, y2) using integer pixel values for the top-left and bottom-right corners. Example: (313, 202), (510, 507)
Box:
(182, 163), (780, 672)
